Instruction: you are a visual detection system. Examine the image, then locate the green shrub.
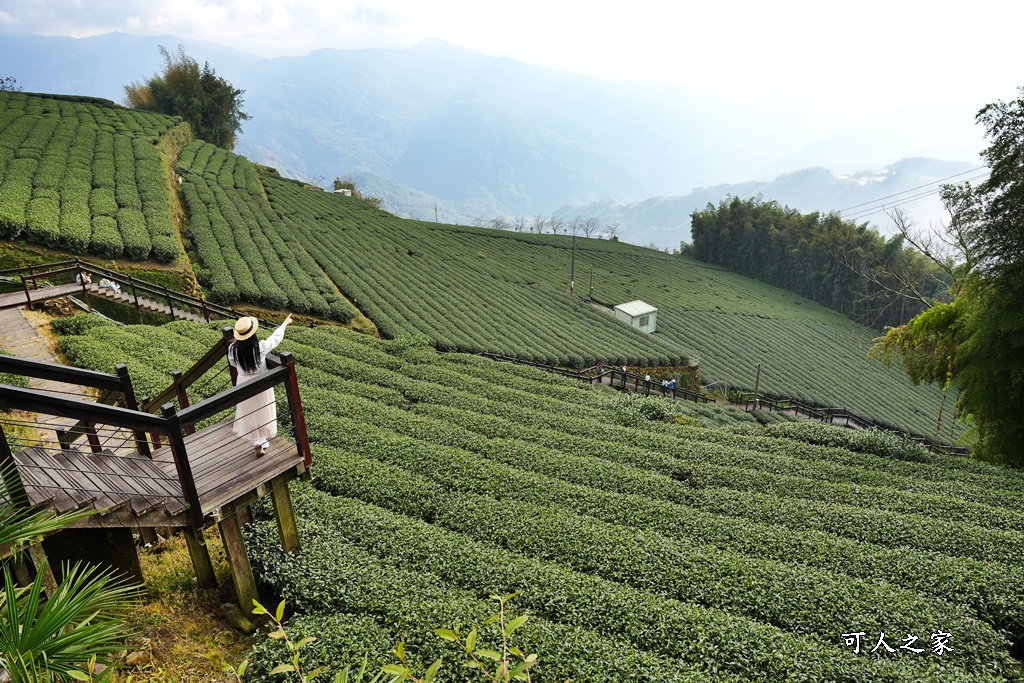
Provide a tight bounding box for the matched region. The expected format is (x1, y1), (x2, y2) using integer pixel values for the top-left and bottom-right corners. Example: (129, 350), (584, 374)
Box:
(50, 313), (115, 336)
(116, 207), (151, 260)
(89, 215), (124, 258)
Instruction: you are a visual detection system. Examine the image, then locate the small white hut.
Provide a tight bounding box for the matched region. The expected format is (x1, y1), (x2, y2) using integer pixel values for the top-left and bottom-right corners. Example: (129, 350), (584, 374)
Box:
(613, 300), (657, 333)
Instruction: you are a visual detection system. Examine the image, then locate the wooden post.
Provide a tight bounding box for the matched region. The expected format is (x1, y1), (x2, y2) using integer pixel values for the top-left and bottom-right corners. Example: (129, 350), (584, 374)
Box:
(218, 505), (259, 616)
(183, 526), (216, 588)
(270, 474), (300, 553)
(129, 275), (141, 314)
(117, 364), (151, 458)
(279, 352), (311, 467)
(83, 424), (102, 453)
(160, 404), (204, 529)
(172, 371), (195, 435)
(140, 395), (162, 449)
(165, 288), (176, 320)
(223, 327), (237, 386)
(27, 543), (58, 598)
(22, 267), (34, 309)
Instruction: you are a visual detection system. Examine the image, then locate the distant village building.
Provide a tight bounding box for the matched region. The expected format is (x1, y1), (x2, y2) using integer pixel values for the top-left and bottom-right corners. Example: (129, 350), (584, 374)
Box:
(333, 188), (353, 196)
(613, 300), (657, 333)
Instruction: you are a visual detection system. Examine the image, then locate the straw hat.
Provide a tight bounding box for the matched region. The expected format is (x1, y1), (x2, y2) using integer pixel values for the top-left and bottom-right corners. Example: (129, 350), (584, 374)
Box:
(234, 316), (259, 341)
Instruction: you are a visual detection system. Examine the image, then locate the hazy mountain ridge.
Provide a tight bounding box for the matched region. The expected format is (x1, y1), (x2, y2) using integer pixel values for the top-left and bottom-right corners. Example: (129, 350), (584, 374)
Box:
(0, 32), (981, 248)
(556, 158), (978, 248)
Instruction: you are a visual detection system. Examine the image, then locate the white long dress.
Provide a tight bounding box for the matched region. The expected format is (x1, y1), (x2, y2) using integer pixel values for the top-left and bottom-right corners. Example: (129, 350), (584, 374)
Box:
(227, 321), (288, 445)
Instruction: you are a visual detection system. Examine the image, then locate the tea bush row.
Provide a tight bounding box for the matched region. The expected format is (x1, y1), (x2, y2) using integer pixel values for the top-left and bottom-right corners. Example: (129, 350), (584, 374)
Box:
(250, 483), (967, 683)
(0, 91), (180, 261)
(304, 411), (1024, 649)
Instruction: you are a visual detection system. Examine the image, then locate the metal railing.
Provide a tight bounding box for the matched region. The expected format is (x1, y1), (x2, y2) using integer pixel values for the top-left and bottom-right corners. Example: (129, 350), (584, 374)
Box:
(0, 258), (272, 327)
(735, 391), (968, 456)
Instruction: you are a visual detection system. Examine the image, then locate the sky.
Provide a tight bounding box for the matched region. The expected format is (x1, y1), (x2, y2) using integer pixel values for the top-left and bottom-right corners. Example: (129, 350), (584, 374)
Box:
(1, 0), (1021, 115)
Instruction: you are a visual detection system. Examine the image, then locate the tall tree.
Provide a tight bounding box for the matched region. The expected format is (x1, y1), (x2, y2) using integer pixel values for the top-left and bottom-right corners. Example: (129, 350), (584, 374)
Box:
(950, 89), (1024, 462)
(125, 45), (249, 150)
(875, 88), (1024, 462)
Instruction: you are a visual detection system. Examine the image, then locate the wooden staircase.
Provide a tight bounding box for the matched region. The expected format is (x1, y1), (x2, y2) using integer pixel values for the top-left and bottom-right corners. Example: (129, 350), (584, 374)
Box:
(0, 258), (272, 327)
(82, 282), (208, 323)
(0, 327), (312, 615)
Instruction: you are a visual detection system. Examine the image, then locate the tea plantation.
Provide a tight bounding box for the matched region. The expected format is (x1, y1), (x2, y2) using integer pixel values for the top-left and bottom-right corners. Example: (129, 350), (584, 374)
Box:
(0, 91), (958, 439)
(53, 317), (1024, 682)
(0, 91), (182, 261)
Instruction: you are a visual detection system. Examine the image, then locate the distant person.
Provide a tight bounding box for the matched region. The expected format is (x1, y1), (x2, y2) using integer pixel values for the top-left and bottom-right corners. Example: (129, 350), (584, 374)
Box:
(75, 271), (91, 285)
(668, 378), (676, 389)
(98, 278), (121, 293)
(228, 314), (292, 455)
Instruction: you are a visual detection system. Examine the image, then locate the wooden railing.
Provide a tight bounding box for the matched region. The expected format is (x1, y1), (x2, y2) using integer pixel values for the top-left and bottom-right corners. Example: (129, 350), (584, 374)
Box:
(0, 336), (312, 527)
(0, 258), (272, 327)
(477, 352), (713, 403)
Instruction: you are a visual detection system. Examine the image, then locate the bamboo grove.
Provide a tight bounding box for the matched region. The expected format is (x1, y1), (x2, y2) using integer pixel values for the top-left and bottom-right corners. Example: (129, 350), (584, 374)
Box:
(690, 196), (949, 330)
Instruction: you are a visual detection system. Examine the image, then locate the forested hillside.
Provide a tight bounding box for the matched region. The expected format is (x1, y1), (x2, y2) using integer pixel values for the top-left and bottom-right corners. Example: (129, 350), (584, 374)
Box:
(690, 196), (947, 329)
(54, 318), (1024, 682)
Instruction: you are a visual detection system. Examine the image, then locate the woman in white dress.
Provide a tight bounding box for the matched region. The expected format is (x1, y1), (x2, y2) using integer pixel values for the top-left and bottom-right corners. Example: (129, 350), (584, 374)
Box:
(228, 314), (292, 455)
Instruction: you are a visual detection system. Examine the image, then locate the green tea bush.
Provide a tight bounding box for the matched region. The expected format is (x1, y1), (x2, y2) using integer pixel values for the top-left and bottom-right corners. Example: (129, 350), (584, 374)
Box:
(50, 313), (115, 336)
(765, 422), (934, 462)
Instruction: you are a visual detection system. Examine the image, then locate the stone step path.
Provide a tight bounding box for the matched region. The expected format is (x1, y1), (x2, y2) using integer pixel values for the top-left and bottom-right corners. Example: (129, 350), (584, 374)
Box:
(0, 306), (138, 455)
(83, 284), (211, 323)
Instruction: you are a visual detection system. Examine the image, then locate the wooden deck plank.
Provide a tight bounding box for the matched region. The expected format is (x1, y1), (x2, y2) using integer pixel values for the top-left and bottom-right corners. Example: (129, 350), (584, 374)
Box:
(85, 453), (170, 516)
(14, 448), (93, 513)
(149, 420), (303, 519)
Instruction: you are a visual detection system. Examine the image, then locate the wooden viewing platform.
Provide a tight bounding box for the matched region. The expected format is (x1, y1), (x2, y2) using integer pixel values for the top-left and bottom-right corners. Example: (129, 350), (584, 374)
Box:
(10, 421), (304, 526)
(0, 327), (312, 615)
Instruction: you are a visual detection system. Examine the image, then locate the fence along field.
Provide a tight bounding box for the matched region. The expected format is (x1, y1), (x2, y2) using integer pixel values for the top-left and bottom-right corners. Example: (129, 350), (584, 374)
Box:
(54, 318), (1024, 682)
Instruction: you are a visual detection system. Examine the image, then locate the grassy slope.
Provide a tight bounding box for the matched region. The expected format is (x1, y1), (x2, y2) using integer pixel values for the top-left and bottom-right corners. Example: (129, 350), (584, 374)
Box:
(264, 175), (955, 439)
(55, 318), (1024, 682)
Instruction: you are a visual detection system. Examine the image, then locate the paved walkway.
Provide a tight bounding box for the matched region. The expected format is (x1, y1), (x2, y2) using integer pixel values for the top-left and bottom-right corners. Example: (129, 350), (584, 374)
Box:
(0, 306), (136, 454)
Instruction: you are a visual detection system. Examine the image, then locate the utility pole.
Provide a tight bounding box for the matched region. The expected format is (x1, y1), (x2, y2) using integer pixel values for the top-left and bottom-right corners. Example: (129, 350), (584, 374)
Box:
(753, 363), (762, 408)
(569, 232), (576, 298)
(589, 264), (594, 301)
(434, 203), (438, 223)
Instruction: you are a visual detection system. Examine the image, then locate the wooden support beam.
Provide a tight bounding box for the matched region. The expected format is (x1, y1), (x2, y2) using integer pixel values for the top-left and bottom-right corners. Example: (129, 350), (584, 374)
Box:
(270, 475), (299, 553)
(218, 507), (258, 616)
(44, 528), (143, 585)
(27, 543), (58, 597)
(183, 526), (216, 589)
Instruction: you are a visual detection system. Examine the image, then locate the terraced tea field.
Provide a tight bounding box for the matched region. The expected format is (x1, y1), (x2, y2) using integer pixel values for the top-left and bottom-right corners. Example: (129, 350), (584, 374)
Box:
(0, 90), (959, 441)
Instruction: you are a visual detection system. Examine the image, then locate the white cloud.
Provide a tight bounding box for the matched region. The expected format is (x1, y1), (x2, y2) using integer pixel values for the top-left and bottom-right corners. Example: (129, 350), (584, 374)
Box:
(0, 0), (1022, 113)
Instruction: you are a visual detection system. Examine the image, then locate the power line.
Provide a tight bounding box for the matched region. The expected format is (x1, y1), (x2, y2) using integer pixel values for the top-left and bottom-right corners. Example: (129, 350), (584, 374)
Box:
(841, 171), (989, 222)
(837, 165), (987, 213)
